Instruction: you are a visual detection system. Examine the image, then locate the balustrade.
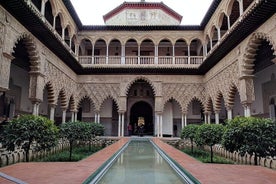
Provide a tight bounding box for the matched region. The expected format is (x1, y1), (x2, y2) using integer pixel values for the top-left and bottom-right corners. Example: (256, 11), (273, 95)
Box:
(79, 56), (204, 67)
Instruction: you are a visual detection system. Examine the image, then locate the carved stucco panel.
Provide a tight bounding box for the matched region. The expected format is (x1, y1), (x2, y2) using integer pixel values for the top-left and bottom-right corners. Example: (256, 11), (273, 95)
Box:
(205, 62), (240, 109)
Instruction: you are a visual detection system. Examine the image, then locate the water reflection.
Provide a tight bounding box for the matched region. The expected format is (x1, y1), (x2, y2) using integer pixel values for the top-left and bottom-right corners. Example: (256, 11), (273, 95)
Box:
(98, 140), (185, 184)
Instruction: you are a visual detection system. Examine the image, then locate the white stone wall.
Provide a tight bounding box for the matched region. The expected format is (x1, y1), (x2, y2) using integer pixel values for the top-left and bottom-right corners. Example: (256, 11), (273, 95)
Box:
(105, 9), (180, 25)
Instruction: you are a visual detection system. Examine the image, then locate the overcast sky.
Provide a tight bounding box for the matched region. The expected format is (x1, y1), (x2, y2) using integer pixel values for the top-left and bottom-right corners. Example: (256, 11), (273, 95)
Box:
(70, 0), (213, 25)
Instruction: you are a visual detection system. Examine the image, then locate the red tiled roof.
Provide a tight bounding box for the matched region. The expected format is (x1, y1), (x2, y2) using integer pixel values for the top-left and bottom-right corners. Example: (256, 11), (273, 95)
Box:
(103, 2), (183, 23)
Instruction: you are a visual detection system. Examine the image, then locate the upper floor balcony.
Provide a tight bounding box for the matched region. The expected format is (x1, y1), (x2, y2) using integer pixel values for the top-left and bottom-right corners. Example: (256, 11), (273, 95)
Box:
(79, 56), (204, 68)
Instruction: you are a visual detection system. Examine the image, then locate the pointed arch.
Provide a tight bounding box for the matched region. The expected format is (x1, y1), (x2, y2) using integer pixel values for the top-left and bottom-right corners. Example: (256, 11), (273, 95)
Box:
(214, 91), (225, 112)
(162, 97), (182, 113)
(68, 95), (76, 112)
(205, 96), (214, 113)
(125, 77), (156, 96)
(99, 95), (119, 112)
(57, 88), (67, 109)
(227, 83), (239, 108)
(77, 96), (95, 112)
(242, 32), (276, 76)
(12, 33), (40, 70)
(44, 82), (55, 105)
(187, 97), (204, 111)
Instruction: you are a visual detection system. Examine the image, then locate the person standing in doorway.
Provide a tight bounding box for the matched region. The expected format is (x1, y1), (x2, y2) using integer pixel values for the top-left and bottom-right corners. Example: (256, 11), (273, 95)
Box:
(128, 123), (133, 136)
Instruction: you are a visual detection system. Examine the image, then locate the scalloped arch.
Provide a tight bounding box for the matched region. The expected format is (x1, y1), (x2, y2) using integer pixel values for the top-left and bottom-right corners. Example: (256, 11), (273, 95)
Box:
(124, 76), (156, 96)
(214, 91), (225, 111)
(77, 96), (96, 111)
(226, 83), (239, 108)
(57, 88), (67, 109)
(162, 97), (182, 113)
(44, 82), (55, 105)
(186, 97), (204, 113)
(12, 33), (40, 68)
(99, 95), (119, 112)
(242, 32), (276, 76)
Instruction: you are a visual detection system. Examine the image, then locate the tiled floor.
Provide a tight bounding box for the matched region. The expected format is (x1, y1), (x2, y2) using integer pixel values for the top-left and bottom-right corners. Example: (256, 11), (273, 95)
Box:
(0, 137), (275, 184)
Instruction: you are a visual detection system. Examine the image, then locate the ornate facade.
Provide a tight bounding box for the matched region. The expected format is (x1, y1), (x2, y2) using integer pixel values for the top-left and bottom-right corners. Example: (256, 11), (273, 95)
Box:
(0, 0), (275, 137)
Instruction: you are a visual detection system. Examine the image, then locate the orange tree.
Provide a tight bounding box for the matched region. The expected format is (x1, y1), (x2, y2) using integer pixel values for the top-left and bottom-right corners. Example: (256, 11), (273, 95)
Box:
(222, 117), (276, 165)
(181, 124), (199, 153)
(195, 124), (225, 163)
(1, 115), (59, 162)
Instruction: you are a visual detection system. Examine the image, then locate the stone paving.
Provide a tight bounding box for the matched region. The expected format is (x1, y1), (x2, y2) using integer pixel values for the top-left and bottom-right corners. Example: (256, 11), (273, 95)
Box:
(0, 137), (275, 184)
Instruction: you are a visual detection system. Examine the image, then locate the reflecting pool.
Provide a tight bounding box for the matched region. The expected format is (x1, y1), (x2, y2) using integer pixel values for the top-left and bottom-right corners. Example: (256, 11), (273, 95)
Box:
(94, 140), (191, 184)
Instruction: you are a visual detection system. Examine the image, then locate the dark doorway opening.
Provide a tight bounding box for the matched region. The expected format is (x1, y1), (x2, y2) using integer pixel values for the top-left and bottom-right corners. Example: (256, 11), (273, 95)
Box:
(130, 101), (153, 135)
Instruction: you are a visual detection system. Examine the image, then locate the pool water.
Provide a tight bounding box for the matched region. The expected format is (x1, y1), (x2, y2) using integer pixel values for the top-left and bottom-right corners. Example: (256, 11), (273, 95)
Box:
(97, 140), (188, 184)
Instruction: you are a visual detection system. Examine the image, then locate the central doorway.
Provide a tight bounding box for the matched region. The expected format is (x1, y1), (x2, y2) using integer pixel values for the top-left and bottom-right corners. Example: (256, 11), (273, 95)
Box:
(130, 101), (153, 135)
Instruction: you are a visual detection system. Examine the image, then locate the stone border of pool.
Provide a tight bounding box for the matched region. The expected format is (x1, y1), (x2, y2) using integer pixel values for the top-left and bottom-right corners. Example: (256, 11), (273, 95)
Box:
(0, 137), (275, 184)
(83, 137), (199, 184)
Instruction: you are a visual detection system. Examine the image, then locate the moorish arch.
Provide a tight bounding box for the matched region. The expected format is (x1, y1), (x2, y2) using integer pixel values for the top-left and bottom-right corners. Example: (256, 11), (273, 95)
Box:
(124, 76), (157, 96)
(162, 98), (182, 136)
(77, 96), (95, 122)
(126, 78), (155, 136)
(99, 96), (120, 136)
(186, 97), (205, 125)
(242, 32), (276, 76)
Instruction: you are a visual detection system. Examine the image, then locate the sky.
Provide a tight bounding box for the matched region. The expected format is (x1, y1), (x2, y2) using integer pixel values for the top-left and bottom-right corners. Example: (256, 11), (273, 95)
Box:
(70, 0), (213, 25)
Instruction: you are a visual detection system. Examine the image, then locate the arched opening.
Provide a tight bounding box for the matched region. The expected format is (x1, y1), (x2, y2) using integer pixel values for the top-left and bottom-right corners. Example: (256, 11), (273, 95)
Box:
(158, 39), (173, 64)
(140, 39), (154, 64)
(55, 13), (62, 36)
(163, 99), (182, 137)
(100, 98), (119, 136)
(127, 79), (155, 135)
(175, 39), (188, 64)
(187, 98), (204, 124)
(78, 38), (92, 64)
(77, 96), (95, 122)
(130, 101), (153, 135)
(44, 1), (54, 25)
(2, 38), (33, 118)
(108, 39), (121, 64)
(251, 40), (276, 118)
(94, 39), (107, 64)
(125, 39), (138, 64)
(64, 26), (70, 46)
(229, 1), (240, 27)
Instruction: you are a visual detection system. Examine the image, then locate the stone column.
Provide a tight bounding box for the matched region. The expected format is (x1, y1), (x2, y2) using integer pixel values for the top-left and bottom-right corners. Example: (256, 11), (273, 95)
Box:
(207, 112), (211, 124)
(92, 44), (95, 64)
(94, 112), (97, 123)
(62, 27), (65, 40)
(227, 15), (230, 29)
(238, 0), (244, 16)
(118, 112), (121, 137)
(215, 111), (220, 124)
(121, 44), (125, 64)
(41, 0), (47, 16)
(138, 45), (141, 64)
(187, 44), (190, 64)
(156, 113), (160, 137)
(172, 45), (175, 64)
(217, 27), (221, 42)
(32, 101), (40, 116)
(243, 103), (251, 117)
(97, 113), (100, 123)
(154, 45), (158, 64)
(121, 113), (125, 137)
(227, 107), (233, 120)
(71, 111), (74, 121)
(49, 104), (56, 121)
(74, 111), (78, 121)
(106, 45), (109, 64)
(61, 109), (66, 123)
(160, 114), (163, 137)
